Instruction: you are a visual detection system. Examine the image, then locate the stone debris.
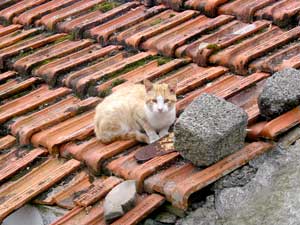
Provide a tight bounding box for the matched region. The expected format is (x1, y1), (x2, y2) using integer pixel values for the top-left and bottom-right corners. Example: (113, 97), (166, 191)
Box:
(258, 68), (300, 119)
(103, 180), (137, 223)
(174, 93), (248, 166)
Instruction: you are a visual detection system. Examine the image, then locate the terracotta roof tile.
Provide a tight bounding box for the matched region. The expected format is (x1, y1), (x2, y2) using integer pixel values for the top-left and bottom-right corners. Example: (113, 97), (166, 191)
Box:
(110, 58), (189, 92)
(255, 0), (300, 27)
(144, 142), (272, 209)
(0, 71), (16, 83)
(31, 111), (95, 154)
(34, 44), (121, 86)
(184, 0), (229, 17)
(0, 28), (39, 49)
(142, 14), (234, 56)
(0, 85), (71, 124)
(51, 204), (105, 225)
(179, 20), (270, 66)
(74, 176), (122, 207)
(111, 194), (165, 225)
(15, 0), (80, 26)
(57, 2), (140, 37)
(37, 0), (106, 30)
(210, 26), (300, 74)
(250, 107), (300, 139)
(218, 0), (277, 22)
(14, 39), (93, 74)
(0, 0), (48, 23)
(159, 65), (228, 95)
(0, 135), (16, 150)
(250, 42), (300, 73)
(75, 52), (156, 96)
(0, 148), (47, 183)
(0, 77), (38, 100)
(0, 0), (19, 11)
(0, 158), (81, 221)
(0, 33), (67, 69)
(10, 96), (100, 145)
(0, 24), (22, 37)
(88, 5), (166, 45)
(115, 9), (197, 48)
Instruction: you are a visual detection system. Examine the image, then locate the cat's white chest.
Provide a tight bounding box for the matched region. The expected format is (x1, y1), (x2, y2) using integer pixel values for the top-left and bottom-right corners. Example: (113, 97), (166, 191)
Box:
(146, 107), (176, 131)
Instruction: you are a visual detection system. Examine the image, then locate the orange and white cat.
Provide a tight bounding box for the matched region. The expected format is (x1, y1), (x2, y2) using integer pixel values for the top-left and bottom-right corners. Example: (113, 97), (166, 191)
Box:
(94, 79), (177, 144)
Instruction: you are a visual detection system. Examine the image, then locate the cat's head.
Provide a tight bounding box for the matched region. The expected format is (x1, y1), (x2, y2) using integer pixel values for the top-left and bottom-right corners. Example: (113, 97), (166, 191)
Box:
(144, 79), (177, 113)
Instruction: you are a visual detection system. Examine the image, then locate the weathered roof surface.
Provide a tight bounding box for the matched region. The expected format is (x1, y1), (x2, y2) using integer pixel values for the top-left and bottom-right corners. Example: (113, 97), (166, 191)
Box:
(0, 0), (299, 223)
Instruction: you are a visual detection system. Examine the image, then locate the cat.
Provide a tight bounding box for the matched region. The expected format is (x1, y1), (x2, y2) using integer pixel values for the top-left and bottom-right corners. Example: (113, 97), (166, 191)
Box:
(94, 79), (177, 144)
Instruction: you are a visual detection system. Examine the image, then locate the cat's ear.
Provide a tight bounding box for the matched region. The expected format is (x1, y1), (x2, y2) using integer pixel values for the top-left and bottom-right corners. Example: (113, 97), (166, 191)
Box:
(144, 79), (153, 92)
(168, 79), (177, 94)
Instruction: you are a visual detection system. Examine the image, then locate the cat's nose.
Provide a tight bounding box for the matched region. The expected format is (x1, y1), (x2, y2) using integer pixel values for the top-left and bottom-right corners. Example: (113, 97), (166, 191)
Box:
(158, 108), (163, 112)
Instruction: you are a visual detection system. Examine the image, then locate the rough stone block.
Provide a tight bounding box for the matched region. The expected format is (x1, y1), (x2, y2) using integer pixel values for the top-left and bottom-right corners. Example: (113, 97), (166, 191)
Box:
(174, 94), (248, 166)
(103, 180), (137, 223)
(258, 68), (300, 119)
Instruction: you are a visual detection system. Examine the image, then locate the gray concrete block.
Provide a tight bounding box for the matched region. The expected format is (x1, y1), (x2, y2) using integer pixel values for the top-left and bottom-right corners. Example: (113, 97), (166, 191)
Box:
(258, 68), (300, 119)
(174, 94), (248, 166)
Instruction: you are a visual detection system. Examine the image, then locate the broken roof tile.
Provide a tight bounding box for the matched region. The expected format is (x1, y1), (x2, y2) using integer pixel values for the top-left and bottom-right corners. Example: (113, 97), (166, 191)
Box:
(10, 96), (100, 145)
(57, 2), (140, 38)
(218, 0), (277, 22)
(210, 26), (300, 74)
(0, 85), (71, 124)
(0, 0), (48, 23)
(180, 20), (270, 66)
(88, 5), (166, 45)
(37, 0), (106, 30)
(0, 135), (16, 151)
(0, 158), (81, 221)
(116, 9), (197, 48)
(33, 171), (90, 206)
(34, 44), (121, 86)
(31, 111), (95, 155)
(144, 142), (272, 209)
(0, 148), (46, 183)
(74, 176), (123, 207)
(0, 77), (39, 100)
(255, 0), (300, 27)
(106, 145), (180, 191)
(0, 33), (67, 69)
(14, 39), (93, 74)
(15, 0), (79, 26)
(142, 14), (234, 56)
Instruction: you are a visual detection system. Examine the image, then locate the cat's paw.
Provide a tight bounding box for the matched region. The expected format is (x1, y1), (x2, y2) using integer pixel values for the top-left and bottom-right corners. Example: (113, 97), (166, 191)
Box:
(159, 129), (169, 138)
(148, 134), (160, 144)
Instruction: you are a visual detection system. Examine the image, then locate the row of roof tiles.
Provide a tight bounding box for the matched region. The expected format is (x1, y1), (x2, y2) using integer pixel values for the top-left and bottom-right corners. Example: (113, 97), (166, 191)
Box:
(1, 0), (300, 28)
(1, 9), (300, 78)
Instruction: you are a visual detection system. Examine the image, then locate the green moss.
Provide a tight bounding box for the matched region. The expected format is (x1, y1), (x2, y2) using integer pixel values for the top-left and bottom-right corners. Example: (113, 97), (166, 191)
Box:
(91, 1), (121, 13)
(99, 87), (112, 98)
(53, 34), (74, 44)
(150, 18), (163, 26)
(111, 78), (126, 87)
(206, 43), (220, 50)
(152, 55), (173, 65)
(169, 14), (176, 18)
(12, 48), (35, 61)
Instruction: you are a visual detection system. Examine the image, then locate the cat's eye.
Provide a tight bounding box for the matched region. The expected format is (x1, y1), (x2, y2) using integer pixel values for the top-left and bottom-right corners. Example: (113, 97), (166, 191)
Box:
(151, 99), (157, 103)
(165, 99), (170, 103)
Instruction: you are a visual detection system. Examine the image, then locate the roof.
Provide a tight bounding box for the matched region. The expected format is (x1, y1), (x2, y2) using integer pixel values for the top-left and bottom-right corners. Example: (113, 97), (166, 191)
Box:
(0, 0), (299, 224)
